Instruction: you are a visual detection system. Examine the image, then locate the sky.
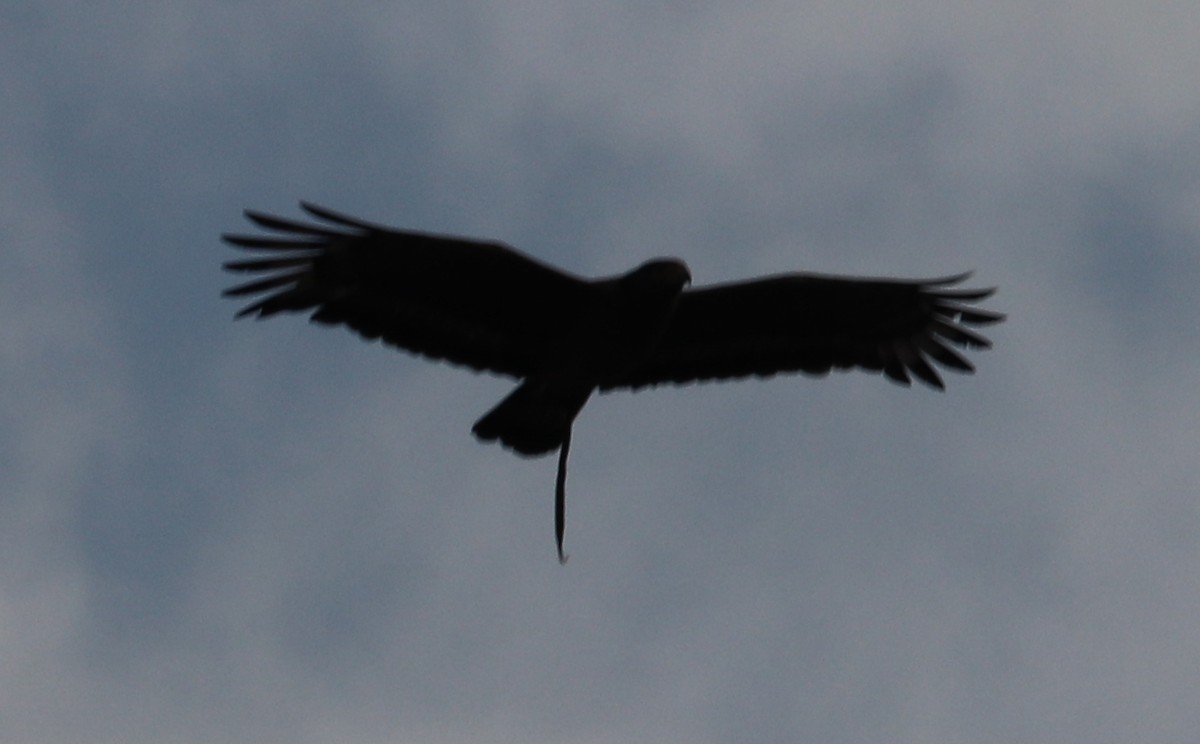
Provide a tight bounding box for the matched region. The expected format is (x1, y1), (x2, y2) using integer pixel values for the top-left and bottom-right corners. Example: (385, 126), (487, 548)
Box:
(3, 1), (1199, 742)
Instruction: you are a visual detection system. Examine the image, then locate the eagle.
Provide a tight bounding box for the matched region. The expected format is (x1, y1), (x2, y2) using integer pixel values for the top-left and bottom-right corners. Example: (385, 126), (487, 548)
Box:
(223, 202), (1004, 562)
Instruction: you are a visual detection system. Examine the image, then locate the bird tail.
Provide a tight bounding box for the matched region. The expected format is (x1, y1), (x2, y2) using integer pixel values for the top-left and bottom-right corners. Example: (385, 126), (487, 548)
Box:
(472, 380), (593, 456)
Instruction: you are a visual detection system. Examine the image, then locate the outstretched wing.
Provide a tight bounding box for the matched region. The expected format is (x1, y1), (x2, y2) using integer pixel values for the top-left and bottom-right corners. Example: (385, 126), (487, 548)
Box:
(223, 203), (590, 378)
(604, 272), (1004, 391)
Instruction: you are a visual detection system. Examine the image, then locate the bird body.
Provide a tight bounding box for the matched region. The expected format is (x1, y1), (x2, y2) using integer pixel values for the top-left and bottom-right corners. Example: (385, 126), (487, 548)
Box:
(472, 259), (690, 452)
(224, 203), (1004, 561)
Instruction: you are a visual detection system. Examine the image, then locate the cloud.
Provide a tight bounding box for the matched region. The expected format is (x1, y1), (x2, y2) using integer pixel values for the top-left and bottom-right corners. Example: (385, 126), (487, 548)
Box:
(2, 1), (1198, 742)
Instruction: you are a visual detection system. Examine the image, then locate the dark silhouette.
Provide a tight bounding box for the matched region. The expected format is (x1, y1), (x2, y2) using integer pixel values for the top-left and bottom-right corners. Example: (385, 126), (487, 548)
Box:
(224, 203), (1004, 562)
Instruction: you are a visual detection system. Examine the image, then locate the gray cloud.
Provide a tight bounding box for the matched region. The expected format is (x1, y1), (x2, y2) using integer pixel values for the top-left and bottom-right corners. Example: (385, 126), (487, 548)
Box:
(2, 2), (1198, 742)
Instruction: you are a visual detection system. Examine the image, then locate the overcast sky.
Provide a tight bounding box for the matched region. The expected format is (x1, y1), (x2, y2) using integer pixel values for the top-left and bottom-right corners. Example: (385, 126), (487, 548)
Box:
(3, 2), (1199, 742)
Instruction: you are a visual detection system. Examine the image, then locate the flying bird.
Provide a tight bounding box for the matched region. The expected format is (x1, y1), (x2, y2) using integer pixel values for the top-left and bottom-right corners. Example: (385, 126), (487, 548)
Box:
(223, 202), (1004, 562)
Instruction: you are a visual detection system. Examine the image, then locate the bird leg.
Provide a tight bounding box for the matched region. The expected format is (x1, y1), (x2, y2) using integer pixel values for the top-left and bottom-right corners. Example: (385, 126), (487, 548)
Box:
(555, 428), (571, 564)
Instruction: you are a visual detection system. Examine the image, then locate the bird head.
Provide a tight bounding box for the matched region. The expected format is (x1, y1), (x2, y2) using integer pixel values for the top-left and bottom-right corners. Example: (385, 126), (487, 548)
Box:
(627, 258), (692, 294)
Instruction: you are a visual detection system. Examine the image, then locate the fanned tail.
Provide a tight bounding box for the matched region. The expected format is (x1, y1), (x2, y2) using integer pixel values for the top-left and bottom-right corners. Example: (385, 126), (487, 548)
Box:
(471, 381), (592, 457)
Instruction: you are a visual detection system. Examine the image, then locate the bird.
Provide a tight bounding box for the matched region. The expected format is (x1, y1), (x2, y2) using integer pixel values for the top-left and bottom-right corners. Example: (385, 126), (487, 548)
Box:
(222, 202), (1005, 562)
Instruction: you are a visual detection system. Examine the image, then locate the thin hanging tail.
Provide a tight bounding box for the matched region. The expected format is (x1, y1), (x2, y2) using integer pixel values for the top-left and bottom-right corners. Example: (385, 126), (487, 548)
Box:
(555, 429), (571, 564)
(472, 380), (592, 562)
